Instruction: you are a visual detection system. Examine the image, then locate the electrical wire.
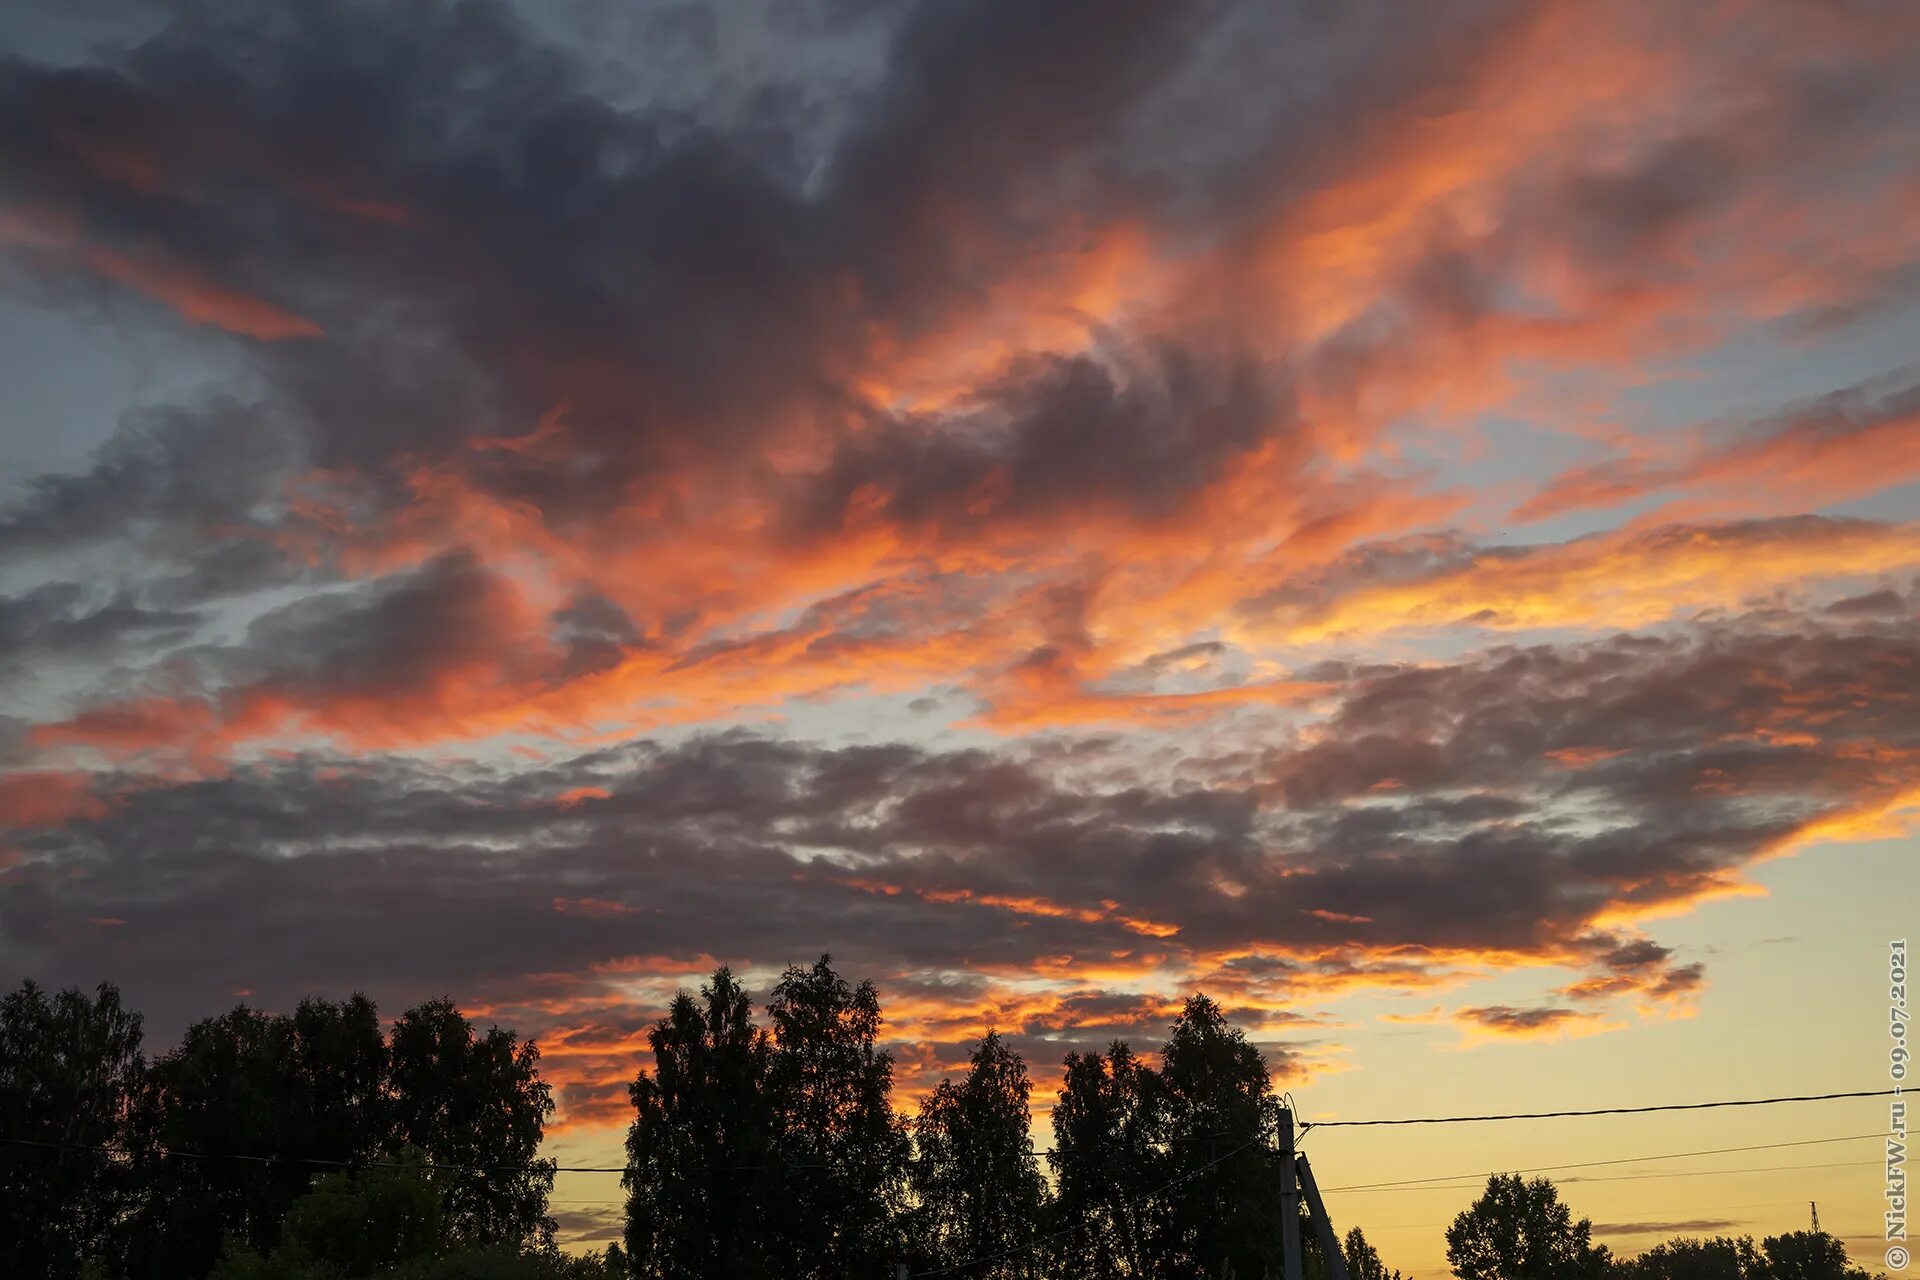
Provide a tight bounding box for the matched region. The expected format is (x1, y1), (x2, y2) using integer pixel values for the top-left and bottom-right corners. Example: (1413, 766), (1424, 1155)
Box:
(1331, 1157), (1881, 1195)
(3, 1087), (1895, 1179)
(1321, 1130), (1889, 1192)
(1298, 1088), (1893, 1130)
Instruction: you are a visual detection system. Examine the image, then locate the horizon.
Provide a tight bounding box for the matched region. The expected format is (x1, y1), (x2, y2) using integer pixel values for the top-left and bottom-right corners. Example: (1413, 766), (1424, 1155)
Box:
(1, 1), (1915, 1276)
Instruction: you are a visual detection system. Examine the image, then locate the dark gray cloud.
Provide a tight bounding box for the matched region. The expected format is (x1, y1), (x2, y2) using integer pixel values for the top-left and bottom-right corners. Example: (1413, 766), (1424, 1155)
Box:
(791, 347), (1291, 538)
(1456, 1005), (1587, 1035)
(0, 396), (298, 561)
(1591, 1220), (1741, 1237)
(0, 0), (1227, 505)
(548, 1203), (624, 1245)
(0, 581), (199, 676)
(1826, 586), (1908, 617)
(6, 602), (1913, 1047)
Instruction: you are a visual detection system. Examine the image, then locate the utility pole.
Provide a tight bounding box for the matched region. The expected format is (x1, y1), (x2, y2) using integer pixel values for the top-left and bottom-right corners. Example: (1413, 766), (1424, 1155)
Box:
(1279, 1107), (1304, 1280)
(1298, 1148), (1352, 1280)
(1811, 1202), (1821, 1235)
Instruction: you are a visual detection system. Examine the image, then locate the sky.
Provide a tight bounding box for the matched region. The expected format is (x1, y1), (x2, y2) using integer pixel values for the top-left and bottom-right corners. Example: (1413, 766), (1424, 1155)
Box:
(1, 0), (1917, 1271)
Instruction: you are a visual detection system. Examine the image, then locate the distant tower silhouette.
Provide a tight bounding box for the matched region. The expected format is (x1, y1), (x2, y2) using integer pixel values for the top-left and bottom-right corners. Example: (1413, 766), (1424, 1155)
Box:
(1811, 1201), (1821, 1234)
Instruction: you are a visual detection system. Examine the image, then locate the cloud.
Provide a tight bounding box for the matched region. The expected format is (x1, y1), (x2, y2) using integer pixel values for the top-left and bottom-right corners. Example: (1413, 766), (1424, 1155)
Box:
(7, 598), (1917, 1122)
(1, 0), (1917, 758)
(1515, 372), (1920, 525)
(1245, 516), (1920, 642)
(0, 582), (200, 678)
(547, 1203), (624, 1245)
(1453, 1005), (1606, 1040)
(80, 244), (322, 340)
(1591, 1220), (1742, 1238)
(0, 770), (105, 830)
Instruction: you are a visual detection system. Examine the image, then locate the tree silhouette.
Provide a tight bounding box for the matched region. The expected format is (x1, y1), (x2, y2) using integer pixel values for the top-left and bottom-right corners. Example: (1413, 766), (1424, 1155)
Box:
(763, 955), (911, 1280)
(211, 1147), (445, 1278)
(1618, 1235), (1766, 1280)
(19, 967), (1876, 1280)
(0, 980), (146, 1280)
(1445, 1174), (1612, 1280)
(623, 967), (777, 1279)
(125, 995), (388, 1278)
(210, 1147), (627, 1278)
(909, 1031), (1049, 1277)
(387, 998), (557, 1251)
(1155, 994), (1287, 1280)
(1050, 1040), (1169, 1278)
(1758, 1232), (1873, 1280)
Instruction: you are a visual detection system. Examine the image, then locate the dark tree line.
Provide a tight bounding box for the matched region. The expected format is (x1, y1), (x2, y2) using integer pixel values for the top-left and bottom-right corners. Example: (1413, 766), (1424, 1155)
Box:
(1445, 1174), (1880, 1280)
(0, 980), (575, 1280)
(5, 966), (1883, 1280)
(617, 960), (1888, 1280)
(621, 956), (1312, 1280)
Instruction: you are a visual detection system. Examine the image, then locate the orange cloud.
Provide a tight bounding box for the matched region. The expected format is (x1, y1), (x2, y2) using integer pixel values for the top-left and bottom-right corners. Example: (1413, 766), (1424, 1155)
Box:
(1516, 385), (1920, 525)
(0, 771), (107, 829)
(1264, 519), (1920, 642)
(84, 245), (322, 340)
(1451, 1004), (1624, 1046)
(835, 878), (1182, 940)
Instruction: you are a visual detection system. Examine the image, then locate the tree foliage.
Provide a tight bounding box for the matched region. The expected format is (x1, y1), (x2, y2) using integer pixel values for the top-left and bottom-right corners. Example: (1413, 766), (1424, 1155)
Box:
(1446, 1174), (1613, 1280)
(212, 1148), (445, 1279)
(1617, 1235), (1766, 1280)
(0, 978), (559, 1279)
(1049, 997), (1294, 1280)
(127, 995), (388, 1278)
(1156, 994), (1288, 1280)
(762, 955), (912, 1280)
(209, 1149), (623, 1280)
(623, 967), (776, 1279)
(622, 956), (914, 1280)
(1757, 1232), (1874, 1280)
(909, 1031), (1049, 1277)
(0, 980), (146, 1280)
(1615, 1231), (1875, 1280)
(387, 998), (557, 1251)
(20, 970), (1883, 1280)
(1050, 1041), (1166, 1278)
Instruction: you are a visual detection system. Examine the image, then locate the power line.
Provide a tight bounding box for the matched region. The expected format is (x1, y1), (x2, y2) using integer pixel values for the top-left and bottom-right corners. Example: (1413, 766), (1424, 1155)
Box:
(5, 1087), (1894, 1178)
(1333, 1157), (1880, 1196)
(1356, 1194), (1852, 1234)
(553, 1142), (1884, 1210)
(1560, 1158), (1877, 1186)
(1299, 1089), (1894, 1130)
(1322, 1130), (1889, 1192)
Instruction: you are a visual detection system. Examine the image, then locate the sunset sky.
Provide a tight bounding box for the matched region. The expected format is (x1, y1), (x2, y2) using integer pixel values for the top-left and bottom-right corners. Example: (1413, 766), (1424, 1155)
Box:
(1, 0), (1916, 1271)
